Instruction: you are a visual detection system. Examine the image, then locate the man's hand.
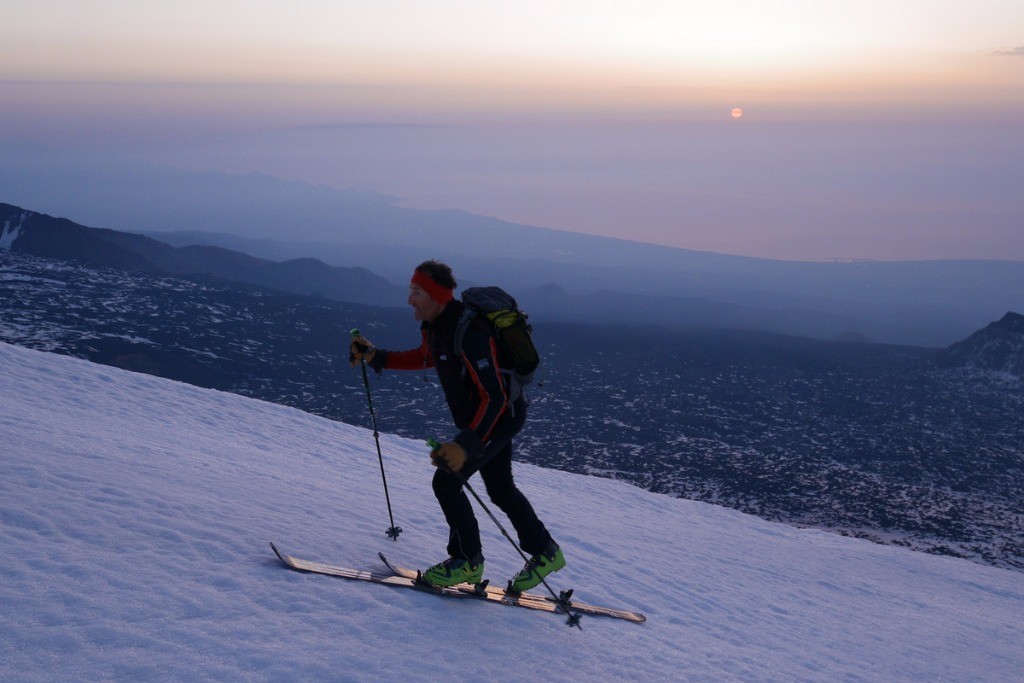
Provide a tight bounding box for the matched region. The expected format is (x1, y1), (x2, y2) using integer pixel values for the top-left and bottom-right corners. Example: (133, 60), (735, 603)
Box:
(430, 441), (468, 473)
(349, 336), (376, 367)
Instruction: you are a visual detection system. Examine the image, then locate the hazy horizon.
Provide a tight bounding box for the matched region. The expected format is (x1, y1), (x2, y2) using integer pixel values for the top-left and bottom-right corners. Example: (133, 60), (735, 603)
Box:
(2, 1), (1023, 261)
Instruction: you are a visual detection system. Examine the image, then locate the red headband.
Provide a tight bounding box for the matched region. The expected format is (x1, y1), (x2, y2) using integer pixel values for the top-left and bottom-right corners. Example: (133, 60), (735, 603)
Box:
(411, 270), (454, 305)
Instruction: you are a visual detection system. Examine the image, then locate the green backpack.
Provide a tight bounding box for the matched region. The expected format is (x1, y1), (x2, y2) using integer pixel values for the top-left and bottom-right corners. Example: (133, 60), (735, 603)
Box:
(454, 286), (539, 399)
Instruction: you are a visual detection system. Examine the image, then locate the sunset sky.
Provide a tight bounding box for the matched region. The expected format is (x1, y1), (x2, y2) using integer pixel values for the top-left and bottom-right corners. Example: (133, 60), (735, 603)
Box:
(2, 1), (1023, 260)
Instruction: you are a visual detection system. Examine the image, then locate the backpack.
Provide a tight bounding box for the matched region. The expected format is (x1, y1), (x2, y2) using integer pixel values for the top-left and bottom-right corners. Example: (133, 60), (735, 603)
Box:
(454, 286), (539, 401)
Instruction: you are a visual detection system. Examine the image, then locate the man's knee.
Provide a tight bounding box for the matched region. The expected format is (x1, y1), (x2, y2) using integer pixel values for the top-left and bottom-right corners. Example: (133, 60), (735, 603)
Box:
(485, 480), (522, 510)
(432, 469), (462, 497)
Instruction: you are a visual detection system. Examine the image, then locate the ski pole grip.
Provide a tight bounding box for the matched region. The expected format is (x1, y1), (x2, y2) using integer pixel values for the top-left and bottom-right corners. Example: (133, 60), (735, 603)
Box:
(426, 439), (460, 476)
(349, 328), (369, 366)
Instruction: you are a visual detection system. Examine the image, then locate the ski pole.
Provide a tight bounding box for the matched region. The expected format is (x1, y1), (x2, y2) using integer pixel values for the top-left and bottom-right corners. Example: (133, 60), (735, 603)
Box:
(427, 439), (581, 629)
(352, 328), (402, 541)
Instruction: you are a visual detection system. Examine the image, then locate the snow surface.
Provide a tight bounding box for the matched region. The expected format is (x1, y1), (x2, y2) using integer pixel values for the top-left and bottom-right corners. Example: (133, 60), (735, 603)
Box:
(2, 341), (1023, 682)
(0, 213), (25, 250)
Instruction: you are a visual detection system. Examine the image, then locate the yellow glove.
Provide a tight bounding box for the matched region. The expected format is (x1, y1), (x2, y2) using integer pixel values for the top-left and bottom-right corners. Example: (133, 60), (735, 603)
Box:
(430, 441), (468, 473)
(349, 336), (376, 367)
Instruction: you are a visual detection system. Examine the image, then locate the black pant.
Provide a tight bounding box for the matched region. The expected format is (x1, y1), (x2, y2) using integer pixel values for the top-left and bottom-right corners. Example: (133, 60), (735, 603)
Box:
(432, 401), (552, 561)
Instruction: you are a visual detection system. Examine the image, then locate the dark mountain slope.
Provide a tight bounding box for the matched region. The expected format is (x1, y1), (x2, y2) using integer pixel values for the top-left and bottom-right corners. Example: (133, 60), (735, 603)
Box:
(1, 203), (402, 305)
(938, 312), (1024, 377)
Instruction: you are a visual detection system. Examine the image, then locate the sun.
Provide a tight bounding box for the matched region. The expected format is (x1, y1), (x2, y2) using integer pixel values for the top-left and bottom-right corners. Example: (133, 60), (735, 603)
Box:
(731, 107), (744, 119)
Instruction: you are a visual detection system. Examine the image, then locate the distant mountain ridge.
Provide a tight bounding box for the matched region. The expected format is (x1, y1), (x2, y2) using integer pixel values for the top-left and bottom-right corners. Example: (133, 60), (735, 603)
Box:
(0, 203), (403, 306)
(939, 312), (1024, 377)
(6, 200), (1024, 346)
(0, 201), (870, 341)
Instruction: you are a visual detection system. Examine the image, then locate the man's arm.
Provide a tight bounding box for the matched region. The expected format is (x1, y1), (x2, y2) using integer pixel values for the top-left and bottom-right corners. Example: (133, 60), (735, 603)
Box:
(367, 328), (433, 372)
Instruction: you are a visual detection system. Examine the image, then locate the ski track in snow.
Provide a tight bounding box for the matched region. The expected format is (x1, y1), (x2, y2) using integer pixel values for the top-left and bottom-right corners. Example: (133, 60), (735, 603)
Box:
(1, 341), (1023, 681)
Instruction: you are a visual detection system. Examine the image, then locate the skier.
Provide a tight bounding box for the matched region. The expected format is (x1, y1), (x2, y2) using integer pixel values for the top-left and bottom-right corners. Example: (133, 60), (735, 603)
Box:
(350, 260), (565, 591)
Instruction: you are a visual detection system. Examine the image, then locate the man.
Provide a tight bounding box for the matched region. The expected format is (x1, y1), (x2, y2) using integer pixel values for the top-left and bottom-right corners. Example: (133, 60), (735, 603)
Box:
(350, 260), (565, 591)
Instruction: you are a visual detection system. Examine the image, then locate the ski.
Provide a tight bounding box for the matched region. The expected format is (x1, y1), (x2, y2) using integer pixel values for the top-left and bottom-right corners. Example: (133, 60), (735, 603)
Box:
(270, 543), (579, 626)
(269, 544), (645, 625)
(271, 542), (485, 602)
(378, 552), (645, 624)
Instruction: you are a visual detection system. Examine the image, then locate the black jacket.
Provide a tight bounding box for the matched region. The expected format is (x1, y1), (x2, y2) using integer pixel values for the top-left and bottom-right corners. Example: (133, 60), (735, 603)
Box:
(376, 301), (511, 460)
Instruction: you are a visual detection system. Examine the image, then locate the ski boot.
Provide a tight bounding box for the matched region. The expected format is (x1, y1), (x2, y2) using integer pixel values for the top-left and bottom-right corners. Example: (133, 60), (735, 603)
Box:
(508, 542), (565, 594)
(420, 554), (484, 588)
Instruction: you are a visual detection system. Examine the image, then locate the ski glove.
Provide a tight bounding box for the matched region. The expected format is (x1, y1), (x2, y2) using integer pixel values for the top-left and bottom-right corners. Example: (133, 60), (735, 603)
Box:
(430, 441), (468, 473)
(349, 336), (377, 366)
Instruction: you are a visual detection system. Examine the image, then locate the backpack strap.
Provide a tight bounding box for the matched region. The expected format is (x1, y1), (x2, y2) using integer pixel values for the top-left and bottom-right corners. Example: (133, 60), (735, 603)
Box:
(453, 306), (476, 364)
(454, 307), (522, 408)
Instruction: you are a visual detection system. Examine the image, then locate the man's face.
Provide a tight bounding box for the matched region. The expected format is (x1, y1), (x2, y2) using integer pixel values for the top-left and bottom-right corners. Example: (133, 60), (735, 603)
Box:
(408, 284), (443, 322)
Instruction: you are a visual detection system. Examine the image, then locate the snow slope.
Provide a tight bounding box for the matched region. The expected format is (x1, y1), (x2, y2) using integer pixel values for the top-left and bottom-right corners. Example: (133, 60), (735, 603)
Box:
(2, 341), (1022, 682)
